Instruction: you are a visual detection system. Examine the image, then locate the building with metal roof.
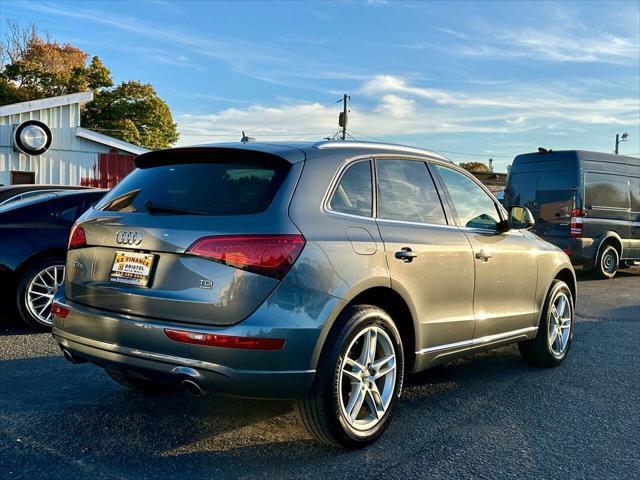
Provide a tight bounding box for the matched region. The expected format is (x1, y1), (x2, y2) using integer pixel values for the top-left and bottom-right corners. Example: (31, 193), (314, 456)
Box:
(0, 91), (148, 187)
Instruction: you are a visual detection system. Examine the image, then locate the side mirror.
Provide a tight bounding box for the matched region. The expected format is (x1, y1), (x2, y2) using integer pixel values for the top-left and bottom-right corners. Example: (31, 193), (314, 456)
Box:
(509, 205), (535, 230)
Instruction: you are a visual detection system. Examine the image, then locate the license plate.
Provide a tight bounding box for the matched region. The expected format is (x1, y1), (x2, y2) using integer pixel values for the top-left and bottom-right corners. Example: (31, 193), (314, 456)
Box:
(110, 251), (155, 287)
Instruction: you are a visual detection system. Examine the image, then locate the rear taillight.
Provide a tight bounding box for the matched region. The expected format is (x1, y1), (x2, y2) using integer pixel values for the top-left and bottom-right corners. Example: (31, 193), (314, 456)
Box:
(164, 329), (285, 350)
(186, 234), (305, 279)
(51, 303), (69, 319)
(569, 208), (585, 238)
(68, 225), (87, 249)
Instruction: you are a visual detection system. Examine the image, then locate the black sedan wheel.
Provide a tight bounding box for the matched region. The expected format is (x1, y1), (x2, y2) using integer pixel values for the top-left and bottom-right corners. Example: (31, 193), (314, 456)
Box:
(16, 258), (65, 329)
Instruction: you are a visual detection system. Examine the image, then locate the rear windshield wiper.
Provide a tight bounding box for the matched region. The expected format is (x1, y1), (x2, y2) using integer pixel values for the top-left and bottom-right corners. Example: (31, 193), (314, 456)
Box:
(144, 200), (208, 216)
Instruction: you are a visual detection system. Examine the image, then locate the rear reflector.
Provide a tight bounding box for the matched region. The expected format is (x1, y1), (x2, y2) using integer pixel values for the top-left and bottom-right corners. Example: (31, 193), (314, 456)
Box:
(164, 329), (285, 350)
(186, 234), (305, 279)
(68, 225), (87, 249)
(569, 209), (585, 238)
(51, 303), (69, 319)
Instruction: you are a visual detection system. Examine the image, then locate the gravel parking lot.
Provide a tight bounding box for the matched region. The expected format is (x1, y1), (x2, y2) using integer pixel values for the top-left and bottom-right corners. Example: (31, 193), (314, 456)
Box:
(1, 269), (638, 480)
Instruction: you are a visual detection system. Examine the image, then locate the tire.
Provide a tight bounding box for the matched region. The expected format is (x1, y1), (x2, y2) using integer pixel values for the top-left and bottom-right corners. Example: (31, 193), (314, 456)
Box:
(295, 305), (405, 449)
(105, 368), (177, 394)
(15, 257), (65, 330)
(519, 280), (574, 367)
(592, 244), (619, 279)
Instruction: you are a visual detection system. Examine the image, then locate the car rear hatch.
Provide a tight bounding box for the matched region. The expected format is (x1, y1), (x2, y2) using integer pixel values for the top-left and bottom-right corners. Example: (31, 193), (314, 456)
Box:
(64, 146), (306, 326)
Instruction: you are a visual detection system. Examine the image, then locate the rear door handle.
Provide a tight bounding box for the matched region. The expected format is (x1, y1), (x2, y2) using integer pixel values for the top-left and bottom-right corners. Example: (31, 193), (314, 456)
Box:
(475, 250), (492, 262)
(395, 247), (418, 263)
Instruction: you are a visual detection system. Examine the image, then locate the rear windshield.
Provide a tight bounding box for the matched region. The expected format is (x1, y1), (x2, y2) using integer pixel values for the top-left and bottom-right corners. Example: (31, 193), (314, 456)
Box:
(96, 161), (290, 216)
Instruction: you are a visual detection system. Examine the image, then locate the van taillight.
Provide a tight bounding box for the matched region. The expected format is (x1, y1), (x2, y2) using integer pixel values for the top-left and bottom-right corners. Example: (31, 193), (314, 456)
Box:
(68, 225), (87, 249)
(569, 209), (584, 238)
(186, 234), (305, 280)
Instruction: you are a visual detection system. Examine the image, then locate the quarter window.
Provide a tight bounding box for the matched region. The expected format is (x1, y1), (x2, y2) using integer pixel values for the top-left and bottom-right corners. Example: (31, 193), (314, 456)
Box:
(376, 160), (446, 224)
(435, 165), (501, 230)
(328, 160), (373, 217)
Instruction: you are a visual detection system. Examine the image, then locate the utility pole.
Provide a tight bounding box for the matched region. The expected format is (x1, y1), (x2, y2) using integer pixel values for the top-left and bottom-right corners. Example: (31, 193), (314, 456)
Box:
(339, 94), (349, 141)
(615, 134), (619, 154)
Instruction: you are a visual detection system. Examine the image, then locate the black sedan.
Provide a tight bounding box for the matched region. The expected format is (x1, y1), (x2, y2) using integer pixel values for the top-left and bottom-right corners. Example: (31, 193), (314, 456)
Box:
(0, 189), (106, 328)
(0, 184), (89, 206)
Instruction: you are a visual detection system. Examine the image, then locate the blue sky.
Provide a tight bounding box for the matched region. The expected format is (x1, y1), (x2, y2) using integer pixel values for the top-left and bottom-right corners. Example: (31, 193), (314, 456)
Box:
(3, 0), (639, 170)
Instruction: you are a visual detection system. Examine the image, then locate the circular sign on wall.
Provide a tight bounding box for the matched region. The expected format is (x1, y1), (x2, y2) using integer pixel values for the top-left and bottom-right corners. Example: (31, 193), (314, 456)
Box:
(13, 120), (52, 156)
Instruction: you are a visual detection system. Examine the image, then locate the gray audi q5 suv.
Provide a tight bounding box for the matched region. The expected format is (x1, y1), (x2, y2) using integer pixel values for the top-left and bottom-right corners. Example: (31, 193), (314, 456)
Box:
(52, 141), (576, 448)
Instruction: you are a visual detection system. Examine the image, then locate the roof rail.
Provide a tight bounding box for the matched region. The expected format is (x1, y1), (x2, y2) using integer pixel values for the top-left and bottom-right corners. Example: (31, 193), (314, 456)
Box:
(312, 140), (450, 162)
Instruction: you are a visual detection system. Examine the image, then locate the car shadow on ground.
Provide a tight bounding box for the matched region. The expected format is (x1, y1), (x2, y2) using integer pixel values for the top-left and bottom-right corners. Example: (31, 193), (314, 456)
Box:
(0, 343), (539, 477)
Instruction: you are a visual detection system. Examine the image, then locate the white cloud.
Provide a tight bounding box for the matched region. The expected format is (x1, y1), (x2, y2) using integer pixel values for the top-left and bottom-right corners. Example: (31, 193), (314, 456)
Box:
(176, 74), (639, 146)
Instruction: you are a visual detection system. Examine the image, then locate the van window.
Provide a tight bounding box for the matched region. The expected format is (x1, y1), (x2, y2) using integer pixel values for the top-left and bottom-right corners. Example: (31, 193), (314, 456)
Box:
(506, 172), (537, 208)
(329, 160), (372, 217)
(376, 160), (446, 224)
(630, 177), (640, 212)
(584, 172), (630, 210)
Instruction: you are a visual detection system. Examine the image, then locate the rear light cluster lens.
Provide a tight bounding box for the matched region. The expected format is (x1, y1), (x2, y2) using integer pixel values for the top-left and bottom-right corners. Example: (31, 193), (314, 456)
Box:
(186, 234), (305, 279)
(164, 329), (285, 351)
(569, 209), (585, 238)
(51, 303), (69, 319)
(68, 225), (87, 249)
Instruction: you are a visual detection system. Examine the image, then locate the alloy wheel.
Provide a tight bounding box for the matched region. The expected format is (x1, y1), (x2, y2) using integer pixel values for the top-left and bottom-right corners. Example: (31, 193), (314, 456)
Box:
(547, 292), (572, 357)
(26, 265), (65, 326)
(339, 326), (396, 431)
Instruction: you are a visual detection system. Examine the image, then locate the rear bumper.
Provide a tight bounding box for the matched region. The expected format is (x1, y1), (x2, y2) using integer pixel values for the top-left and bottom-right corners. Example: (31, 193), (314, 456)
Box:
(52, 283), (345, 398)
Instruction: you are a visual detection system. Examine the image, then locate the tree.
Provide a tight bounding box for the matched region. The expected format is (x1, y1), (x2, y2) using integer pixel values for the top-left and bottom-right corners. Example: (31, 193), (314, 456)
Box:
(83, 81), (179, 149)
(0, 21), (178, 149)
(459, 161), (490, 173)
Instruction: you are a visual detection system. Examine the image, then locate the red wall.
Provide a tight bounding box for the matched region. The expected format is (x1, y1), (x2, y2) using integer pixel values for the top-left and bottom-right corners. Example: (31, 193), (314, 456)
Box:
(81, 149), (136, 188)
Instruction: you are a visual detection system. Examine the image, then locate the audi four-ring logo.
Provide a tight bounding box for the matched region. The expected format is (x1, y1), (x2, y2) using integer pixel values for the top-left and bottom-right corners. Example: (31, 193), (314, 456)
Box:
(115, 231), (143, 245)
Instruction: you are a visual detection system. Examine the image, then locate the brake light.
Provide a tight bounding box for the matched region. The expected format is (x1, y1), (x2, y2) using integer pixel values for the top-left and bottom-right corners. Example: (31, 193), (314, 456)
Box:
(164, 329), (285, 350)
(51, 303), (69, 319)
(569, 209), (584, 238)
(68, 225), (87, 249)
(186, 234), (305, 279)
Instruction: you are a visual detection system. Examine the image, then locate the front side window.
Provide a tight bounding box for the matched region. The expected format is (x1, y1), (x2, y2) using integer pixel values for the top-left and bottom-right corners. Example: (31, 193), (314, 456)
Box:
(376, 160), (446, 224)
(435, 165), (501, 230)
(328, 160), (373, 217)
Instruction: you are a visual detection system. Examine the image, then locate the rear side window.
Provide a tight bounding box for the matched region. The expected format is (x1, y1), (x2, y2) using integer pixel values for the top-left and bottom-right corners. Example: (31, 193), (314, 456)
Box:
(376, 160), (446, 224)
(328, 160), (373, 217)
(584, 172), (630, 210)
(97, 161), (290, 216)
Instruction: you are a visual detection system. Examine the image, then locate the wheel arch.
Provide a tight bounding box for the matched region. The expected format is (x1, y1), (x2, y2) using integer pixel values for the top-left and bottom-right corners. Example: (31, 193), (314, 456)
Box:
(314, 286), (417, 372)
(15, 248), (67, 279)
(554, 267), (577, 305)
(595, 232), (623, 261)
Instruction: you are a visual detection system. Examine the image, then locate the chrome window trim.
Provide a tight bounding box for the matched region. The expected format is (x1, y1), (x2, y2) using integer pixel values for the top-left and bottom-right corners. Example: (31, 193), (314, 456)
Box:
(415, 326), (538, 355)
(376, 217), (459, 230)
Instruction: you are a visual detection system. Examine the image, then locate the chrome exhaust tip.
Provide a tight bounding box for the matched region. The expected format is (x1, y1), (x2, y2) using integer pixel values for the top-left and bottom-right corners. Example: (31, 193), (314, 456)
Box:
(180, 379), (204, 397)
(60, 347), (86, 364)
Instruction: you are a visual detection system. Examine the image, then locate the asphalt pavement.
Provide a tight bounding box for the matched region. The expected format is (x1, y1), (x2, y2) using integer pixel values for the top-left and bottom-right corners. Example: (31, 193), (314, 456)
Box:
(1, 268), (638, 480)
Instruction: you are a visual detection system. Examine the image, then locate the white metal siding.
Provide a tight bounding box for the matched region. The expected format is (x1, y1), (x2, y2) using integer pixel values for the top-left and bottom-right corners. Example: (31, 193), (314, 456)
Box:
(0, 102), (131, 186)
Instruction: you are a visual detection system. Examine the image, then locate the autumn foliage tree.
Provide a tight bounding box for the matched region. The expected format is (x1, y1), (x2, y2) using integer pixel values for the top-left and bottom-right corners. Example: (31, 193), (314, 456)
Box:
(0, 21), (178, 149)
(459, 161), (490, 173)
